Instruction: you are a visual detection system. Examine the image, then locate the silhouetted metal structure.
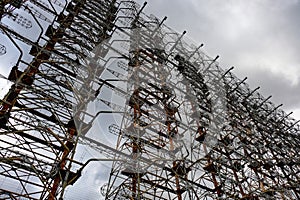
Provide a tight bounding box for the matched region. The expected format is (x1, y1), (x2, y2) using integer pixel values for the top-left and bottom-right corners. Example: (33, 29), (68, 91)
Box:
(0, 44), (6, 55)
(0, 0), (299, 200)
(0, 0), (117, 199)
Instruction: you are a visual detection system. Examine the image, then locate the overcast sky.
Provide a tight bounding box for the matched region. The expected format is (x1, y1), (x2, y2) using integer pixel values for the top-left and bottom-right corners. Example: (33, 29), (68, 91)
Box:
(1, 1), (300, 199)
(135, 0), (300, 120)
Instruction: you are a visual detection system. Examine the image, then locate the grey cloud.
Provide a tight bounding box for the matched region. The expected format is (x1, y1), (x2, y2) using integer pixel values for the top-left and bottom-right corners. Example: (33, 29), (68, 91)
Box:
(236, 67), (300, 111)
(135, 0), (300, 119)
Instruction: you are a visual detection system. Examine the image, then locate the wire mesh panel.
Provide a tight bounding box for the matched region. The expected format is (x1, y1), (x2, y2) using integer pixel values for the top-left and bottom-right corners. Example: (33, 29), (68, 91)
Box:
(0, 0), (118, 199)
(0, 0), (299, 200)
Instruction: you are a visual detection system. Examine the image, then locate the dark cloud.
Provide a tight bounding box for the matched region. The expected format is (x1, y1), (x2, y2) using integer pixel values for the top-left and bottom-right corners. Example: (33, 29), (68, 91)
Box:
(236, 67), (300, 110)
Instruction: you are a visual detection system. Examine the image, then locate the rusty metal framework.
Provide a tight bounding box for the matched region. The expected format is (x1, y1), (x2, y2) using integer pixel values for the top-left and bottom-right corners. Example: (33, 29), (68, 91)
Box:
(0, 0), (117, 199)
(0, 0), (299, 200)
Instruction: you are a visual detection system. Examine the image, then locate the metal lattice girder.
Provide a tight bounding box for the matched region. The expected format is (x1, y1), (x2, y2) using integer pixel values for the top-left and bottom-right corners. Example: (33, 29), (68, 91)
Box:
(96, 2), (299, 200)
(0, 0), (119, 199)
(0, 0), (299, 200)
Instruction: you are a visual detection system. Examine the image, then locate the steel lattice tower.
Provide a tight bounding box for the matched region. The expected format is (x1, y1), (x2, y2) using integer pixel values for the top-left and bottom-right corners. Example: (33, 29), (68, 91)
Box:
(0, 1), (299, 200)
(0, 0), (117, 199)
